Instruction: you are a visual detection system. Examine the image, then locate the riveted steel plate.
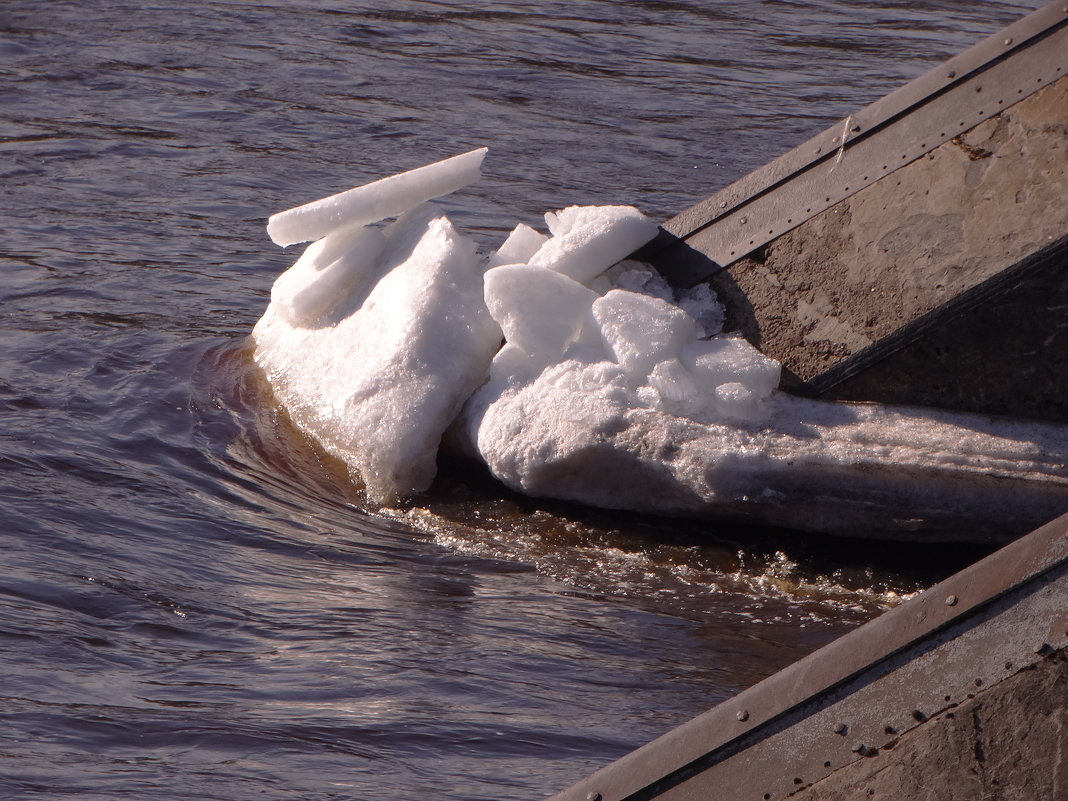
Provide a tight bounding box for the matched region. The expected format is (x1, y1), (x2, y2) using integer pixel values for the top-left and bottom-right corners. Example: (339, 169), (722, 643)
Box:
(547, 513), (1068, 801)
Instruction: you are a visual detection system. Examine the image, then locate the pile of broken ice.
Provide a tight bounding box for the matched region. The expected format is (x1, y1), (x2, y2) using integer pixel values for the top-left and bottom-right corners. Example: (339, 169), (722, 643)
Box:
(252, 148), (1068, 541)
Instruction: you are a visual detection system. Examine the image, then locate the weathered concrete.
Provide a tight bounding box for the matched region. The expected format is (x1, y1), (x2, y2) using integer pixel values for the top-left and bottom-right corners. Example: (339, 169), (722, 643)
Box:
(790, 649), (1068, 801)
(827, 262), (1068, 422)
(705, 76), (1068, 420)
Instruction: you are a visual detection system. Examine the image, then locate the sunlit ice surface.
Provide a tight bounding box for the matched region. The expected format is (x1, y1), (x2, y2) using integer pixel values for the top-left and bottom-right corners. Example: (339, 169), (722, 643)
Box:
(250, 150), (1068, 544)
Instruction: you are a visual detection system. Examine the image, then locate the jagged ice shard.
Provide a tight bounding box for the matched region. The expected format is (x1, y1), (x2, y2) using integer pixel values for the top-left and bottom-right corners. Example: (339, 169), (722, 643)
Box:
(266, 147), (488, 247)
(251, 150), (1068, 540)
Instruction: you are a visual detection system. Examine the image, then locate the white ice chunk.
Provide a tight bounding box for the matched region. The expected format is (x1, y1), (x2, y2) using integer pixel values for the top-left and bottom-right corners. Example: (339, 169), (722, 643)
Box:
(675, 282), (725, 338)
(682, 335), (781, 401)
(461, 375), (1068, 540)
(251, 160), (1068, 539)
(267, 147), (488, 247)
(592, 289), (699, 373)
(528, 205), (659, 285)
(486, 223), (548, 269)
(713, 382), (761, 421)
(269, 223), (387, 327)
(607, 263), (675, 302)
(484, 264), (601, 378)
(649, 358), (698, 404)
(254, 211), (501, 504)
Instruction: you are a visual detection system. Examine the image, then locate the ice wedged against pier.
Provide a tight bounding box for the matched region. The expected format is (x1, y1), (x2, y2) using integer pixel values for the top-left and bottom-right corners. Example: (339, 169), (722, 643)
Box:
(251, 149), (1068, 540)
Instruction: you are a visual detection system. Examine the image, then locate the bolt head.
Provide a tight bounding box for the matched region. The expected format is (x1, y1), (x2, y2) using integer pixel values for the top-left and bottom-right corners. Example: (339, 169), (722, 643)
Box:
(736, 709), (750, 722)
(586, 793), (602, 801)
(945, 595), (958, 606)
(834, 722), (848, 735)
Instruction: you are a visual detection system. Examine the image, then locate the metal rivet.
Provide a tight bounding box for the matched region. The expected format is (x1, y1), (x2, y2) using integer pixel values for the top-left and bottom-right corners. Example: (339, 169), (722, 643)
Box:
(945, 595), (958, 606)
(1004, 38), (1013, 46)
(974, 678), (983, 687)
(852, 743), (867, 755)
(739, 216), (748, 225)
(834, 722), (848, 735)
(947, 70), (957, 79)
(851, 125), (861, 133)
(737, 709), (750, 722)
(719, 200), (727, 208)
(587, 793), (602, 801)
(912, 709), (927, 722)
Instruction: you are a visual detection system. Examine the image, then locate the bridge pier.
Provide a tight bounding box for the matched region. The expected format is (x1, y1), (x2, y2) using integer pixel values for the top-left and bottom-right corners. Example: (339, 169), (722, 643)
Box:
(642, 3), (1068, 423)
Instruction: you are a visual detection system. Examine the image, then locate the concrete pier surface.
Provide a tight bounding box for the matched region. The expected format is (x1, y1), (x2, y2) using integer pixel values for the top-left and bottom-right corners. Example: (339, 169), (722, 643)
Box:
(643, 2), (1068, 423)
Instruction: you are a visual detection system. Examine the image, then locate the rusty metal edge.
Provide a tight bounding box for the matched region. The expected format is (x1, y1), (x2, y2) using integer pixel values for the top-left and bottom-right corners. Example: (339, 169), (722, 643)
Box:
(631, 558), (1068, 801)
(681, 40), (1067, 271)
(643, 1), (1068, 276)
(546, 512), (1068, 801)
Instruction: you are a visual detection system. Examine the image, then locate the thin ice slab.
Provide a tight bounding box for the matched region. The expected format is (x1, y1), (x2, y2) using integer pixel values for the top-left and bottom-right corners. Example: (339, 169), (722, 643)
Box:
(267, 147), (488, 247)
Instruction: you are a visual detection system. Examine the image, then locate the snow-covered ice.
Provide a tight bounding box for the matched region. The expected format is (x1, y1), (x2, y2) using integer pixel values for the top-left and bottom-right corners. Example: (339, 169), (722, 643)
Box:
(251, 149), (1068, 540)
(462, 377), (1068, 540)
(254, 204), (500, 504)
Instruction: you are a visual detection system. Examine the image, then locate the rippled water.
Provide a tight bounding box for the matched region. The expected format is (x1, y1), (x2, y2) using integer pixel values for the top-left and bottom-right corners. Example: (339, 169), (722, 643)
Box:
(1, 1), (1037, 798)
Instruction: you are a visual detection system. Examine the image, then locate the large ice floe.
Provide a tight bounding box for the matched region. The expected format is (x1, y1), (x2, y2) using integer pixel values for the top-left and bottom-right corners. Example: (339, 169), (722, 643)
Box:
(252, 148), (1068, 542)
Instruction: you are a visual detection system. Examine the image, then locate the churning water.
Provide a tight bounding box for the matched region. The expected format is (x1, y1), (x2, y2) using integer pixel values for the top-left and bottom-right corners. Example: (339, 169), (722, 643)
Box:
(0, 1), (1037, 798)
